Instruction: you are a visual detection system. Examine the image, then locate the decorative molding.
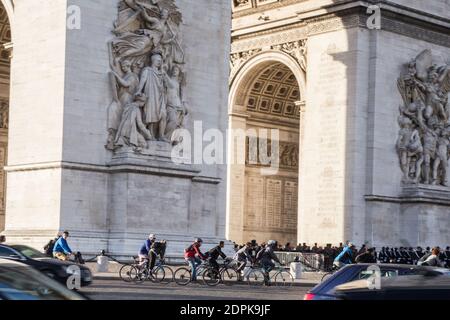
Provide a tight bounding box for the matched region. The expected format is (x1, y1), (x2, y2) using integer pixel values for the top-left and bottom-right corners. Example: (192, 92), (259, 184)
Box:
(231, 5), (450, 55)
(4, 161), (221, 184)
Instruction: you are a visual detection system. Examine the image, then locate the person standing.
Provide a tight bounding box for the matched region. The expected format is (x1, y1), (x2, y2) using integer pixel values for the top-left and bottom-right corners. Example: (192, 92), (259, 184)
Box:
(0, 235), (5, 244)
(355, 248), (377, 263)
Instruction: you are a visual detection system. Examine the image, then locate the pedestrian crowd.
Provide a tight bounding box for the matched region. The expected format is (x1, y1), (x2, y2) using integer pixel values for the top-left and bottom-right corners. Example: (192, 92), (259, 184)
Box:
(233, 241), (450, 270)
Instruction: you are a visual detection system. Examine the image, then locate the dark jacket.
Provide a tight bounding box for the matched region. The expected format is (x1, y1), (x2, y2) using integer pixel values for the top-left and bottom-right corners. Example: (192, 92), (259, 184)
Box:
(208, 245), (226, 261)
(355, 252), (376, 263)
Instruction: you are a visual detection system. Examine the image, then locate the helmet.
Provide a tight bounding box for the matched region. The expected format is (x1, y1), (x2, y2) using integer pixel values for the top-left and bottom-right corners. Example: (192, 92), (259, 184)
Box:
(195, 238), (203, 243)
(149, 234), (156, 240)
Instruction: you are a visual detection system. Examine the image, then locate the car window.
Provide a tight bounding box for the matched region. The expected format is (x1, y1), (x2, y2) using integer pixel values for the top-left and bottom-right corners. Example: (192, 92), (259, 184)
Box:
(358, 269), (398, 279)
(0, 265), (84, 300)
(10, 245), (46, 259)
(0, 246), (15, 258)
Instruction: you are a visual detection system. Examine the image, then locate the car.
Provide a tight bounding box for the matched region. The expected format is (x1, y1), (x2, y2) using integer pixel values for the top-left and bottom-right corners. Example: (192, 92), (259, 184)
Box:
(304, 263), (450, 300)
(0, 244), (93, 287)
(334, 274), (450, 300)
(0, 258), (87, 300)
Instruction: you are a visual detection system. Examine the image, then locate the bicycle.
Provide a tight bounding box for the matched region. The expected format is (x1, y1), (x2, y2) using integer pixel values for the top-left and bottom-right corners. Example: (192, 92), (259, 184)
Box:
(119, 257), (173, 284)
(134, 258), (174, 284)
(174, 260), (210, 286)
(321, 263), (341, 282)
(247, 264), (294, 287)
(201, 258), (239, 287)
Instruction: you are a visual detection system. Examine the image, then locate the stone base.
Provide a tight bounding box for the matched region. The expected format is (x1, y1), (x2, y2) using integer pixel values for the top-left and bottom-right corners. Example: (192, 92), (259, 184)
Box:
(2, 229), (234, 261)
(365, 184), (450, 247)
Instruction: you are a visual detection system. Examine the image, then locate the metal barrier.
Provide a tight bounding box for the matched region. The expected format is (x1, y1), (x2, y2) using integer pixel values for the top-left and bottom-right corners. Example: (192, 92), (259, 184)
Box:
(275, 251), (324, 271)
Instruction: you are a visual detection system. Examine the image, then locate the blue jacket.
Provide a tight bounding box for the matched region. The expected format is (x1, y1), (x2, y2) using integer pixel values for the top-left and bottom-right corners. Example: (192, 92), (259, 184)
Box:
(53, 237), (72, 254)
(139, 239), (153, 255)
(334, 246), (353, 264)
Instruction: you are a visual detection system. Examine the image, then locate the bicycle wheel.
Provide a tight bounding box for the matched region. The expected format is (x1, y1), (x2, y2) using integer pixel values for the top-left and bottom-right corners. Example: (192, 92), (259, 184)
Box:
(321, 272), (334, 282)
(150, 266), (165, 283)
(202, 268), (221, 287)
(119, 264), (136, 282)
(247, 269), (265, 286)
(174, 267), (191, 286)
(220, 267), (239, 285)
(160, 266), (174, 284)
(274, 270), (294, 287)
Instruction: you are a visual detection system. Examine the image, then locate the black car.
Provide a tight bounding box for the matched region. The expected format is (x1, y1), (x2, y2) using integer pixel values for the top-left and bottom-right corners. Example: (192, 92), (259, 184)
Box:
(0, 244), (92, 287)
(304, 263), (450, 300)
(334, 274), (450, 300)
(0, 258), (87, 300)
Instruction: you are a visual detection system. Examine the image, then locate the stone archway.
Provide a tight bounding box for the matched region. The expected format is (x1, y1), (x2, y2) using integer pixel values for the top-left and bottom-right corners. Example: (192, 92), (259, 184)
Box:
(227, 51), (306, 245)
(0, 0), (11, 232)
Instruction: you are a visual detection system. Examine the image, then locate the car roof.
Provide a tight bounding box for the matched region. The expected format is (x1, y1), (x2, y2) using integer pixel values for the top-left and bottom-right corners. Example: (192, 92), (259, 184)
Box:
(0, 257), (28, 267)
(336, 275), (450, 292)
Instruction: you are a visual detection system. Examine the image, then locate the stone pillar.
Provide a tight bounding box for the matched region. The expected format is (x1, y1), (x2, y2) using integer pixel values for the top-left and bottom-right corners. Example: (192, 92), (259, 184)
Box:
(4, 0), (232, 256)
(226, 105), (248, 244)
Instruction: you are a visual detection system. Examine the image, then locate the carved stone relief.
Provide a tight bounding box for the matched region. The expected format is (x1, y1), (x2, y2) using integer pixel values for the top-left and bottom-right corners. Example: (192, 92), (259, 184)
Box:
(396, 50), (450, 186)
(106, 0), (188, 152)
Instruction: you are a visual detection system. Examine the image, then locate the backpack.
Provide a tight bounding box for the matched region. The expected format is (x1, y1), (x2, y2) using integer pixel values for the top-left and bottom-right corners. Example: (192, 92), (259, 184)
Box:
(185, 244), (194, 254)
(256, 248), (265, 261)
(44, 239), (56, 257)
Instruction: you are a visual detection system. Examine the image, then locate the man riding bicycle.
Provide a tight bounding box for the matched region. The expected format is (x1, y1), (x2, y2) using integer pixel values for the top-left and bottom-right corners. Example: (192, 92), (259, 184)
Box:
(234, 242), (252, 281)
(333, 242), (355, 269)
(184, 238), (208, 282)
(256, 240), (281, 286)
(208, 241), (228, 275)
(138, 234), (156, 269)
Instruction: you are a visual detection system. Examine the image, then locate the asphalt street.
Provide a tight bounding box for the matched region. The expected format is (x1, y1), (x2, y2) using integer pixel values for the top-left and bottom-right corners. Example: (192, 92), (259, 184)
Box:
(81, 278), (313, 300)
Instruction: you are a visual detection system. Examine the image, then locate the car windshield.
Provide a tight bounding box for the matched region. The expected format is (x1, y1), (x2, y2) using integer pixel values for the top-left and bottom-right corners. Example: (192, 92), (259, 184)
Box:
(10, 245), (47, 259)
(0, 264), (85, 300)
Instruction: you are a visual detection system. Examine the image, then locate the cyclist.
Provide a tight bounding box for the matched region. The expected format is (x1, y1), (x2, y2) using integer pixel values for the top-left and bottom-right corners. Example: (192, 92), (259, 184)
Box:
(53, 231), (73, 261)
(208, 241), (228, 275)
(256, 240), (281, 286)
(184, 238), (208, 282)
(138, 234), (156, 268)
(149, 239), (167, 271)
(333, 242), (355, 269)
(234, 242), (252, 281)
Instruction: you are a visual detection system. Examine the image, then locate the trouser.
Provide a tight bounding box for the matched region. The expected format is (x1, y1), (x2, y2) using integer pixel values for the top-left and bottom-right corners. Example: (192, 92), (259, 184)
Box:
(261, 262), (275, 285)
(209, 259), (220, 273)
(236, 260), (247, 273)
(53, 252), (69, 261)
(186, 257), (202, 281)
(149, 251), (157, 270)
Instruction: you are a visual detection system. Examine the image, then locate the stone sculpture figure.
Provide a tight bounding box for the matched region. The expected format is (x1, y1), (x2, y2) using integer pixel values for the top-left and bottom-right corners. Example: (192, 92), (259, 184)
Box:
(136, 52), (168, 141)
(164, 65), (188, 143)
(106, 45), (140, 150)
(396, 50), (450, 186)
(106, 0), (189, 152)
(115, 93), (152, 151)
